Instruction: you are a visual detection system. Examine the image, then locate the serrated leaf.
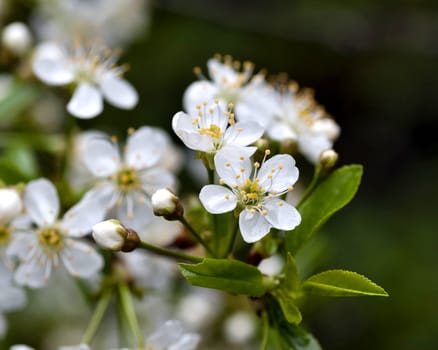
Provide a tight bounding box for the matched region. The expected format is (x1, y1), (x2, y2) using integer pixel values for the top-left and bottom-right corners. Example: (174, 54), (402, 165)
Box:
(302, 270), (388, 297)
(179, 258), (266, 297)
(275, 289), (302, 325)
(286, 165), (363, 255)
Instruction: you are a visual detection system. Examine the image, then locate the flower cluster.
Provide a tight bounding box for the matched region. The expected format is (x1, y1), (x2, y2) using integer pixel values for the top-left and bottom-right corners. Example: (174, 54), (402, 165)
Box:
(0, 6), (384, 347)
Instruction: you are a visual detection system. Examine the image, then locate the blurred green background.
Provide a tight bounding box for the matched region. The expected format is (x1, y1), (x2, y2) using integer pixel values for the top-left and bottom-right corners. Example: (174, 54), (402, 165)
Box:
(3, 0), (438, 348)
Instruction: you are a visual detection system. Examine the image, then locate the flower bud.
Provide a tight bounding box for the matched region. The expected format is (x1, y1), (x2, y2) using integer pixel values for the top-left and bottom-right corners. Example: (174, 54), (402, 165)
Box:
(0, 188), (23, 224)
(1, 22), (32, 56)
(319, 149), (338, 170)
(151, 188), (183, 220)
(92, 219), (139, 252)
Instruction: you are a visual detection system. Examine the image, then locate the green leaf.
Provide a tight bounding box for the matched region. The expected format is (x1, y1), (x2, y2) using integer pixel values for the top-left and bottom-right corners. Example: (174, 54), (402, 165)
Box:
(0, 145), (39, 183)
(274, 290), (302, 325)
(0, 82), (38, 124)
(266, 295), (322, 350)
(283, 253), (300, 292)
(302, 270), (388, 297)
(179, 258), (267, 297)
(286, 164), (363, 255)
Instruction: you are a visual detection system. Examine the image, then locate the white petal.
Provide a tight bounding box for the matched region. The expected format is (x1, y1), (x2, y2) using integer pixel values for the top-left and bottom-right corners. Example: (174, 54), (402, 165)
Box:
(266, 121), (297, 141)
(169, 333), (201, 350)
(183, 81), (217, 115)
(10, 346), (35, 350)
(84, 138), (120, 177)
(257, 154), (299, 193)
(125, 127), (170, 168)
(140, 168), (176, 195)
(199, 185), (237, 214)
(60, 183), (115, 237)
(14, 253), (52, 288)
(61, 239), (103, 278)
(6, 233), (35, 261)
(207, 58), (240, 86)
(0, 188), (22, 225)
(298, 134), (332, 164)
(263, 199), (301, 231)
(115, 192), (154, 232)
(223, 121), (264, 147)
(24, 178), (59, 226)
(311, 118), (340, 139)
(239, 209), (272, 243)
(32, 42), (74, 85)
(214, 146), (254, 187)
(147, 320), (184, 348)
(67, 83), (103, 119)
(99, 73), (138, 109)
(235, 85), (276, 128)
(178, 129), (214, 152)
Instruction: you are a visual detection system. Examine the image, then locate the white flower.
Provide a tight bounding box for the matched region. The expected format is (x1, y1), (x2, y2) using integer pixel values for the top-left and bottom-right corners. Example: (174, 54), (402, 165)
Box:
(71, 127), (176, 232)
(183, 55), (270, 122)
(199, 146), (301, 243)
(32, 0), (148, 47)
(92, 219), (127, 251)
(32, 40), (138, 118)
(6, 179), (103, 288)
(0, 188), (22, 227)
(172, 100), (264, 154)
(66, 130), (107, 191)
(1, 22), (32, 55)
(264, 85), (340, 164)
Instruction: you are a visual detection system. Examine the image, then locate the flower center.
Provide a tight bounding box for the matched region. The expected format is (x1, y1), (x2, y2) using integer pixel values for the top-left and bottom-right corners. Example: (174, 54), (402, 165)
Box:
(0, 225), (11, 246)
(238, 178), (264, 207)
(198, 124), (222, 140)
(37, 227), (64, 251)
(116, 167), (140, 192)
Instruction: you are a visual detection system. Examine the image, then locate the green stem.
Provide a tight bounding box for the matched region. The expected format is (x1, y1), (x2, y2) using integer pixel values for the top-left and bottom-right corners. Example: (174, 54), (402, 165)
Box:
(260, 310), (269, 350)
(116, 292), (131, 347)
(207, 167), (215, 184)
(138, 240), (202, 263)
(179, 216), (215, 256)
(297, 163), (322, 206)
(81, 288), (113, 344)
(223, 220), (239, 258)
(118, 283), (145, 347)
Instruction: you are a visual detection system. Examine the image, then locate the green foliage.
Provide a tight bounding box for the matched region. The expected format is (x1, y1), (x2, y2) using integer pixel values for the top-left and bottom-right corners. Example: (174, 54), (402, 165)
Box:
(274, 289), (302, 325)
(0, 81), (38, 124)
(0, 144), (39, 183)
(286, 165), (363, 255)
(283, 253), (301, 292)
(179, 258), (267, 296)
(302, 270), (388, 297)
(266, 296), (321, 350)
